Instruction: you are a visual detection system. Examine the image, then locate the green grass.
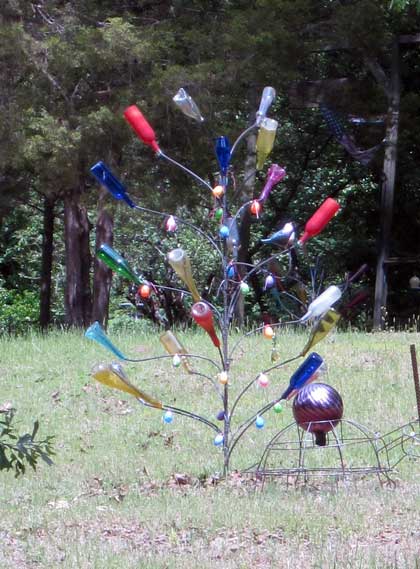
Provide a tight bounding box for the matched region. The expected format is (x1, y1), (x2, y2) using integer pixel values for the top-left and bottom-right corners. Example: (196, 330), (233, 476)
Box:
(1, 329), (419, 568)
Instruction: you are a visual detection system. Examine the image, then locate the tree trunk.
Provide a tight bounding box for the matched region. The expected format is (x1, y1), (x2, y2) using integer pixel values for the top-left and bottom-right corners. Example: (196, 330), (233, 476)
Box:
(39, 195), (55, 330)
(373, 41), (400, 330)
(64, 191), (92, 327)
(92, 190), (114, 327)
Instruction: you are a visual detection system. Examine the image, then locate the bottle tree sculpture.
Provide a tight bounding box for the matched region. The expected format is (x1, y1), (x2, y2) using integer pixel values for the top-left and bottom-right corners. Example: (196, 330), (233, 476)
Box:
(86, 86), (351, 475)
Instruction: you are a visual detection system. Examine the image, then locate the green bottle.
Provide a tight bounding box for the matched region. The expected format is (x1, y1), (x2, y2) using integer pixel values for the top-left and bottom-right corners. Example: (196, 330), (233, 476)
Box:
(97, 244), (143, 284)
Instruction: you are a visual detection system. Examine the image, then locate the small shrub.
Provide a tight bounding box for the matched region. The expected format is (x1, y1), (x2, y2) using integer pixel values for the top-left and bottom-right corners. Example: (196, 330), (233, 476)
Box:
(0, 407), (55, 477)
(0, 287), (39, 335)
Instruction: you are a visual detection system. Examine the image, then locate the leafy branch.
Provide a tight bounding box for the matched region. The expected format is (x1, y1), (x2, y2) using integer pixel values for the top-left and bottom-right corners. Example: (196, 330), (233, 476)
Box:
(0, 407), (55, 477)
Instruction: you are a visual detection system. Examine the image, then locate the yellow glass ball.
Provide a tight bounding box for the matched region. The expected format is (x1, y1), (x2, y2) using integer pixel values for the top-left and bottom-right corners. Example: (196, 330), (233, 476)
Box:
(218, 371), (228, 385)
(212, 185), (225, 198)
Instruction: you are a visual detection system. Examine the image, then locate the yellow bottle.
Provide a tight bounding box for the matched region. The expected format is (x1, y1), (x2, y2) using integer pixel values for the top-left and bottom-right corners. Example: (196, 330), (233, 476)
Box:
(91, 362), (162, 408)
(256, 118), (278, 170)
(167, 248), (201, 302)
(300, 308), (341, 356)
(159, 331), (194, 374)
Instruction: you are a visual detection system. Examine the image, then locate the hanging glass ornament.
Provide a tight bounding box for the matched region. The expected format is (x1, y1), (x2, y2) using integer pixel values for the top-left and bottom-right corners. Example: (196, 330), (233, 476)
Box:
(163, 410), (174, 424)
(214, 207), (223, 222)
(263, 325), (275, 340)
(255, 416), (265, 429)
(271, 345), (281, 363)
(165, 215), (177, 232)
(240, 282), (250, 295)
(273, 402), (283, 414)
(257, 373), (269, 388)
(139, 284), (151, 299)
(264, 274), (275, 290)
(212, 185), (225, 199)
(250, 200), (262, 218)
(172, 354), (182, 368)
(218, 371), (228, 385)
(214, 433), (224, 446)
(219, 225), (230, 239)
(227, 263), (236, 279)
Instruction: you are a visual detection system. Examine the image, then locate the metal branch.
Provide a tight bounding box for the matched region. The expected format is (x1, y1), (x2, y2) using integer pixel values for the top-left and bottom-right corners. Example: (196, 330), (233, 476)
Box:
(133, 204), (222, 259)
(229, 354), (302, 425)
(158, 151), (213, 191)
(163, 404), (221, 433)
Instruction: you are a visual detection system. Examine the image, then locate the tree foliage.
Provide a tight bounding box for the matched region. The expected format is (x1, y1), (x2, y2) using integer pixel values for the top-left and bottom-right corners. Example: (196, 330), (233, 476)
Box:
(0, 0), (419, 331)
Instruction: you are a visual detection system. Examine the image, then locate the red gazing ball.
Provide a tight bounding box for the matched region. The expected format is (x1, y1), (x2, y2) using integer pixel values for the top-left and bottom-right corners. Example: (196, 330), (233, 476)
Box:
(292, 382), (343, 446)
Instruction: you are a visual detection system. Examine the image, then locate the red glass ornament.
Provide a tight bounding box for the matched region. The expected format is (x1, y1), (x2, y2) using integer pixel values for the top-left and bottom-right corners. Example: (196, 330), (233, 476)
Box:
(191, 301), (220, 347)
(299, 198), (340, 244)
(139, 284), (151, 299)
(123, 105), (160, 153)
(292, 382), (343, 446)
(250, 200), (262, 218)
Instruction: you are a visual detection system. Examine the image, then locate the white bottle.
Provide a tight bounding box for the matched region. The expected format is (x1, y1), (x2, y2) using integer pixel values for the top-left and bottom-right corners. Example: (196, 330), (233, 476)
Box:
(300, 285), (342, 322)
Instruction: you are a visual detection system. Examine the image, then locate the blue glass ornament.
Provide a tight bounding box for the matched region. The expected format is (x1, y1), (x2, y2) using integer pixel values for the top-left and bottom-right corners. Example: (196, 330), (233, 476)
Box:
(227, 264), (235, 279)
(214, 433), (224, 446)
(163, 410), (174, 424)
(219, 225), (230, 239)
(90, 161), (135, 208)
(280, 352), (324, 400)
(85, 322), (127, 360)
(255, 416), (265, 429)
(264, 274), (275, 290)
(215, 136), (231, 178)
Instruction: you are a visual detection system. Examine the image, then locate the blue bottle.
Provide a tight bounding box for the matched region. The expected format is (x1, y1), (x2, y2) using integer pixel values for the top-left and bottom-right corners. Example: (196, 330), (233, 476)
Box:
(280, 352), (324, 400)
(90, 161), (135, 208)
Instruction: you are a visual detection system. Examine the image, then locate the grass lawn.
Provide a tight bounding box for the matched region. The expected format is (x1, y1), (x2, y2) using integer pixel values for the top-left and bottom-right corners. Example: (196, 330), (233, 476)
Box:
(1, 328), (419, 568)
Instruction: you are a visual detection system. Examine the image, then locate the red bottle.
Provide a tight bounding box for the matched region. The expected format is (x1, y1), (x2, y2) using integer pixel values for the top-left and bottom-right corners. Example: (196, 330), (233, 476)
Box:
(299, 197), (340, 244)
(123, 105), (160, 153)
(191, 302), (220, 348)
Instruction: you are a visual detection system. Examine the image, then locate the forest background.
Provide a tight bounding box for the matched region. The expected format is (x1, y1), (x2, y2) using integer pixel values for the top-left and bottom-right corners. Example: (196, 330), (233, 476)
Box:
(0, 0), (419, 335)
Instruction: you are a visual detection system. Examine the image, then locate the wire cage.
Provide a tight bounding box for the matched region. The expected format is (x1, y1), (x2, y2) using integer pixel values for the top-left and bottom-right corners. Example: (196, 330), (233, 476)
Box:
(250, 418), (419, 487)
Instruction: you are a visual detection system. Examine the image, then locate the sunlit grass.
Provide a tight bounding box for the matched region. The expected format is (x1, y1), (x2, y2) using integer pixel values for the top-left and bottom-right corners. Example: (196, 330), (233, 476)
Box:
(1, 329), (419, 568)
